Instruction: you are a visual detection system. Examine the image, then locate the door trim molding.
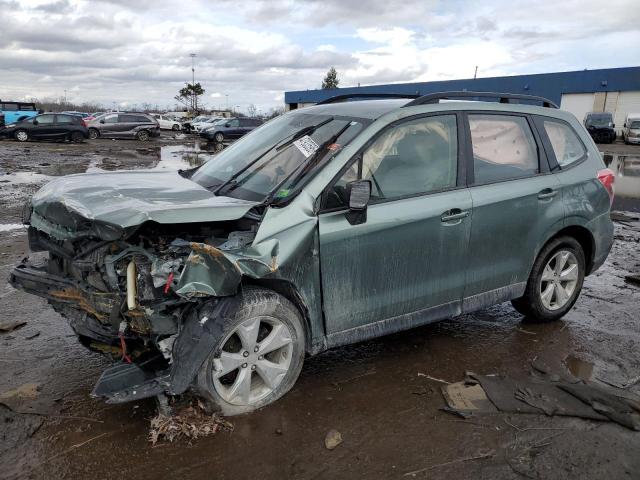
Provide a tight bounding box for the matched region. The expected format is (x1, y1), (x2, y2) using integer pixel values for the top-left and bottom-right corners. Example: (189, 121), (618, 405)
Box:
(313, 281), (527, 354)
(461, 282), (526, 313)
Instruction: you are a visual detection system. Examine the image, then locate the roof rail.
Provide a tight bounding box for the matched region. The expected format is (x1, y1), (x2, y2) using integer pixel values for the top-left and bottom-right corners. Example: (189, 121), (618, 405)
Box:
(403, 91), (558, 109)
(315, 93), (421, 105)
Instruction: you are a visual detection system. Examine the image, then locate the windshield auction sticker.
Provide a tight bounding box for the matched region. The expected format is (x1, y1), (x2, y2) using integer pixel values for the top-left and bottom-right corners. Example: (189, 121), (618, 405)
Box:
(293, 135), (319, 158)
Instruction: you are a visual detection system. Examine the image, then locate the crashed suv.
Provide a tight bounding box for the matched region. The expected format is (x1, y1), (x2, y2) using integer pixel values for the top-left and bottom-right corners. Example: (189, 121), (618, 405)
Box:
(10, 91), (615, 415)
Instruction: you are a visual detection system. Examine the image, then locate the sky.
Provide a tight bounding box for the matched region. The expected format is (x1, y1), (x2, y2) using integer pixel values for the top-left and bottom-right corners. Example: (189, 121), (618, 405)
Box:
(1, 0), (639, 113)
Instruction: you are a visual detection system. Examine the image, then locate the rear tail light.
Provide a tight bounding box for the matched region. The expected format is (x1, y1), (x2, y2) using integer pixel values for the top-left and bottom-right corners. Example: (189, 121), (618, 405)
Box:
(81, 119), (87, 127)
(597, 168), (615, 206)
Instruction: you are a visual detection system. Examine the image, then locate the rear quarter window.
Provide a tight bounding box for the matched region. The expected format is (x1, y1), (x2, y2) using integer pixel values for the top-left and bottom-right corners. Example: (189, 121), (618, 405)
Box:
(543, 120), (586, 168)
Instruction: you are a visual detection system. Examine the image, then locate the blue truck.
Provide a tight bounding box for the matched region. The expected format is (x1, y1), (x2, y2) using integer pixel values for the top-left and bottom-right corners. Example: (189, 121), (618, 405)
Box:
(0, 100), (39, 127)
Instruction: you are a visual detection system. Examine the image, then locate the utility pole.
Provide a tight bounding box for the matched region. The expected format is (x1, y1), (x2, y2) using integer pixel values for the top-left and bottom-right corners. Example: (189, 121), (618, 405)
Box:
(64, 89), (67, 105)
(190, 53), (197, 113)
(474, 66), (478, 79)
(225, 94), (229, 111)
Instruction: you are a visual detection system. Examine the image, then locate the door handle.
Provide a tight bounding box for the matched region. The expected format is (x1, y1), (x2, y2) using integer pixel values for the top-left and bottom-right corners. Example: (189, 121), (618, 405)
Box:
(537, 188), (558, 200)
(441, 208), (469, 222)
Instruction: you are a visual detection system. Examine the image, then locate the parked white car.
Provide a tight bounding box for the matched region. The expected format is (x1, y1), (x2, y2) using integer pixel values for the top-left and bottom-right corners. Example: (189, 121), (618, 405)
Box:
(623, 114), (640, 145)
(150, 114), (182, 131)
(192, 117), (224, 133)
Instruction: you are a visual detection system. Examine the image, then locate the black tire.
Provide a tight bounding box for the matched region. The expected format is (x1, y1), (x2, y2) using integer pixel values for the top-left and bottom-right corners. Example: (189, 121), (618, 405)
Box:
(136, 130), (150, 141)
(512, 236), (585, 323)
(70, 131), (84, 143)
(172, 124), (180, 131)
(214, 132), (224, 143)
(197, 287), (305, 416)
(14, 129), (29, 142)
(88, 128), (99, 140)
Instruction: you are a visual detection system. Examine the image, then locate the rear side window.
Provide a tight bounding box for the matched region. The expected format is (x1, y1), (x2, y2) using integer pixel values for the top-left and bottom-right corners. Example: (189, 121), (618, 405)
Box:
(543, 120), (586, 167)
(469, 114), (538, 184)
(56, 115), (73, 124)
(2, 103), (18, 111)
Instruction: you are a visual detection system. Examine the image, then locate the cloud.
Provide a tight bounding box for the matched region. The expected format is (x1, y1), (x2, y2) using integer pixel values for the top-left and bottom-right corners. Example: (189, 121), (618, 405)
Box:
(0, 0), (638, 111)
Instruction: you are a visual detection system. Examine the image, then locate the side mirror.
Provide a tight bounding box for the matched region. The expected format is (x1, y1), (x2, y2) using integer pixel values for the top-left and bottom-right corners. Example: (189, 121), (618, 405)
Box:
(612, 123), (615, 128)
(100, 119), (105, 124)
(347, 180), (371, 211)
(225, 123), (230, 127)
(32, 120), (39, 125)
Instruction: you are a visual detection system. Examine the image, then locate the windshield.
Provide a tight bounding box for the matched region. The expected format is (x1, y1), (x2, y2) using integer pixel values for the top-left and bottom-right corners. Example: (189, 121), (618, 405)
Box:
(192, 116), (208, 123)
(191, 110), (368, 202)
(586, 114), (612, 127)
(630, 121), (640, 129)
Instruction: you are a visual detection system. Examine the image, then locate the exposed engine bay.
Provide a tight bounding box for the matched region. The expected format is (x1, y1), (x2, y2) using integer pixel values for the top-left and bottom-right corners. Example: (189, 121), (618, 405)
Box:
(10, 214), (282, 403)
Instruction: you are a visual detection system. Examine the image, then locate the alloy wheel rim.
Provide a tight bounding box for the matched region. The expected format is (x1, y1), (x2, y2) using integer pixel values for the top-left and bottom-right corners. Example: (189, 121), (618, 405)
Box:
(16, 131), (27, 141)
(539, 250), (579, 311)
(212, 316), (293, 406)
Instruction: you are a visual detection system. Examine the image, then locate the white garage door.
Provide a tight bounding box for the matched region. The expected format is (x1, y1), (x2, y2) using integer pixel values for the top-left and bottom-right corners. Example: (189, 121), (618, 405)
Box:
(614, 91), (640, 133)
(560, 93), (595, 123)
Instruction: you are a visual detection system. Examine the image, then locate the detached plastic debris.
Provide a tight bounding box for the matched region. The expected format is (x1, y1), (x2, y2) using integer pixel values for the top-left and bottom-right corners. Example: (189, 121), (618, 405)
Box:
(441, 373), (640, 430)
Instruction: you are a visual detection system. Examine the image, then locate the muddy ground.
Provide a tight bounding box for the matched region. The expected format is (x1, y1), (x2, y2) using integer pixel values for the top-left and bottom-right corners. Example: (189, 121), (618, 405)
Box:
(0, 135), (639, 480)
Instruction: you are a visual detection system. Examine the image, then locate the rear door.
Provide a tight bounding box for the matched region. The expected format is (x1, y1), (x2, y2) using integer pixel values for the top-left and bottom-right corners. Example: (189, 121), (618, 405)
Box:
(226, 118), (242, 137)
(462, 112), (564, 306)
(54, 114), (75, 137)
(319, 113), (472, 334)
(100, 113), (120, 137)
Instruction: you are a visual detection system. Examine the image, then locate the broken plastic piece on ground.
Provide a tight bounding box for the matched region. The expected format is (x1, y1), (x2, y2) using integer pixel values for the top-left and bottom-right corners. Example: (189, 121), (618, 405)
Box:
(441, 381), (497, 415)
(441, 373), (640, 431)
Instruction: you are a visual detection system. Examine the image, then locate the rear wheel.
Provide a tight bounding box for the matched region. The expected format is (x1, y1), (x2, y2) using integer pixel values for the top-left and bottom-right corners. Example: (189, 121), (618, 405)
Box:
(70, 131), (84, 143)
(512, 236), (585, 323)
(88, 128), (99, 140)
(197, 287), (305, 416)
(136, 130), (150, 141)
(14, 130), (29, 142)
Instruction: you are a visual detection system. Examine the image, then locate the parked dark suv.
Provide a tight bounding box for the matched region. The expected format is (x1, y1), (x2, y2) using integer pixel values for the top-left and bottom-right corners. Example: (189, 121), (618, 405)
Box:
(584, 112), (616, 143)
(87, 112), (160, 141)
(200, 117), (262, 142)
(2, 113), (88, 142)
(10, 91), (614, 415)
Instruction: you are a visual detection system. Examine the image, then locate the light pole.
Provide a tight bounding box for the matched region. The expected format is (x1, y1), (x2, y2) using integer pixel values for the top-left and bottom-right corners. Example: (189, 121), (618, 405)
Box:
(64, 89), (67, 105)
(190, 53), (197, 113)
(225, 94), (229, 111)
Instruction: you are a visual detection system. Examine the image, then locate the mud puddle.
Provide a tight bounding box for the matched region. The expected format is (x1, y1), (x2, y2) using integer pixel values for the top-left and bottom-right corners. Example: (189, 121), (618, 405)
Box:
(603, 153), (640, 212)
(0, 138), (223, 225)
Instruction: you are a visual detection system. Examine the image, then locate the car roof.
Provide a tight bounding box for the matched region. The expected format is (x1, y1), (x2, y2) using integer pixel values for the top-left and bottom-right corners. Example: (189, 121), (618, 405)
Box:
(300, 99), (408, 119)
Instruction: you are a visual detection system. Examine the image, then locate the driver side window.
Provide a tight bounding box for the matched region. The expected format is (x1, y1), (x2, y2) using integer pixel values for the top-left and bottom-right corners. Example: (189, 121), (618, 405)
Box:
(324, 115), (458, 209)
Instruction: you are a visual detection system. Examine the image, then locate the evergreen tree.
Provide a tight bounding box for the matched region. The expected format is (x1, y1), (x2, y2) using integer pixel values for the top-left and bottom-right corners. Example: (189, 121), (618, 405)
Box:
(322, 67), (339, 89)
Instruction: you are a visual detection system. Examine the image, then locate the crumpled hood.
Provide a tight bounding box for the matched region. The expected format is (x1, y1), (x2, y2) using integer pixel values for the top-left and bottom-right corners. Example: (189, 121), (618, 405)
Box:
(30, 170), (259, 239)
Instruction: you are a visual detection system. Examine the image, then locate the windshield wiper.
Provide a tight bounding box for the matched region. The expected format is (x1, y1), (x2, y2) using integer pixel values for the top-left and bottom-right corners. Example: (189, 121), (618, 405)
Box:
(274, 117), (333, 152)
(213, 117), (334, 196)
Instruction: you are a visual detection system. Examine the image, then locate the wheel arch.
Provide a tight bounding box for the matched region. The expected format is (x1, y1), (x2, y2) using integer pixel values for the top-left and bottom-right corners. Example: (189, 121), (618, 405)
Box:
(539, 224), (596, 275)
(240, 278), (313, 354)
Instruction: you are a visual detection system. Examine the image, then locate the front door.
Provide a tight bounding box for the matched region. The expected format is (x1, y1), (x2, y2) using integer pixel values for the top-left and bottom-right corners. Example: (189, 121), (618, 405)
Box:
(462, 113), (564, 302)
(31, 114), (57, 138)
(319, 114), (472, 334)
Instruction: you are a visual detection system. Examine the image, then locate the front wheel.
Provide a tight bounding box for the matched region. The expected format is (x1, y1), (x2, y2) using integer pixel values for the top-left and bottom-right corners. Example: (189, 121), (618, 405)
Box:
(172, 124), (180, 131)
(88, 128), (99, 140)
(197, 287), (305, 416)
(214, 132), (224, 142)
(512, 236), (585, 323)
(14, 130), (29, 142)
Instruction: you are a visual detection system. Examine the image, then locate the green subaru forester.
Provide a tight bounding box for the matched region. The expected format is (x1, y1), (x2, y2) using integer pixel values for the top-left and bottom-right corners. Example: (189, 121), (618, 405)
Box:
(11, 92), (615, 414)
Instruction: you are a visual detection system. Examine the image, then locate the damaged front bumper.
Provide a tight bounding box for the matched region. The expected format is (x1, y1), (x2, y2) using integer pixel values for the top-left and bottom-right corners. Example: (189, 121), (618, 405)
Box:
(9, 222), (283, 404)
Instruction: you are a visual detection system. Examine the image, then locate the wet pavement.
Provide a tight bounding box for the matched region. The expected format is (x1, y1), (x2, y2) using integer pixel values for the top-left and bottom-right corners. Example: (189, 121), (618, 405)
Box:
(1, 136), (639, 479)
